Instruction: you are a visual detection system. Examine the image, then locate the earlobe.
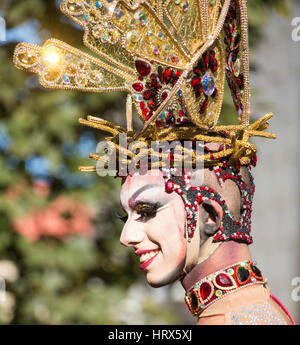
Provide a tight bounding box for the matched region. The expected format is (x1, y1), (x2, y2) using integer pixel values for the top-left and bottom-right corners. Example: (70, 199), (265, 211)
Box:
(199, 200), (223, 238)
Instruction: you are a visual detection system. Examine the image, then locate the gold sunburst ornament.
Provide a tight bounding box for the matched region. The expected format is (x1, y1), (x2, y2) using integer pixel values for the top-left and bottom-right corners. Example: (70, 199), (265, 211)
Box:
(13, 0), (276, 173)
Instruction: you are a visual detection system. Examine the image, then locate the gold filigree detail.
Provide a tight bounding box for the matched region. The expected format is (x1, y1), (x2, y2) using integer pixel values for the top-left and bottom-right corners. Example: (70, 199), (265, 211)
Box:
(12, 0), (275, 175)
(14, 39), (135, 92)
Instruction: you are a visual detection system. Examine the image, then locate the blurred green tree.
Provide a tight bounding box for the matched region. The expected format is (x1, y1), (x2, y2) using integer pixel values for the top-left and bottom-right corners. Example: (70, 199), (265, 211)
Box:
(0, 0), (290, 324)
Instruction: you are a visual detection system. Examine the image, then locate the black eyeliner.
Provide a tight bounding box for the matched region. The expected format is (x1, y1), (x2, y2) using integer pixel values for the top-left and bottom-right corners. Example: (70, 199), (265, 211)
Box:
(134, 201), (165, 222)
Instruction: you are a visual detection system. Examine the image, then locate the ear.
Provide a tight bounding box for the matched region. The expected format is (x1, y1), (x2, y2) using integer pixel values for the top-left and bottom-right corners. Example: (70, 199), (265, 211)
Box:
(198, 200), (223, 243)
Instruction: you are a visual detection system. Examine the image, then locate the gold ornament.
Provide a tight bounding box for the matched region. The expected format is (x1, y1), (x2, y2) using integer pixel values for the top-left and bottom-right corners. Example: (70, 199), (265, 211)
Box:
(13, 0), (276, 172)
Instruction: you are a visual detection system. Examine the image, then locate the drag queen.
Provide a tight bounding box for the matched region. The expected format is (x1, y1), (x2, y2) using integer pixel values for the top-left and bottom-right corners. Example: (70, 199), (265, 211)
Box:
(13, 0), (295, 324)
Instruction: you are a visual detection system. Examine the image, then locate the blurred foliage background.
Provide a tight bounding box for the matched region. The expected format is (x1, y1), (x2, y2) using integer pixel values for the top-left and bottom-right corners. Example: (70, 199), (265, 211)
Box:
(0, 0), (290, 324)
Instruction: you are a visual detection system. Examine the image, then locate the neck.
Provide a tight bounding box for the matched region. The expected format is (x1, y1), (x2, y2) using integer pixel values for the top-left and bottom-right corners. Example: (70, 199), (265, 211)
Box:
(181, 241), (252, 292)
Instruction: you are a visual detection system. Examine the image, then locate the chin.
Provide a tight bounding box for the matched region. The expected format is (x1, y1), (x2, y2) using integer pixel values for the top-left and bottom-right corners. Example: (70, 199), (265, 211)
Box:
(146, 267), (184, 288)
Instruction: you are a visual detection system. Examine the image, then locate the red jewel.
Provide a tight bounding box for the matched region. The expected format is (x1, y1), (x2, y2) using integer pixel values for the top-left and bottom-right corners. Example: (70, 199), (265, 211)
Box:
(161, 91), (168, 101)
(193, 67), (201, 75)
(148, 99), (156, 110)
(209, 50), (216, 65)
(196, 196), (202, 203)
(165, 179), (174, 193)
(179, 110), (185, 117)
(150, 73), (162, 88)
(143, 90), (154, 100)
(132, 82), (144, 92)
(135, 60), (151, 76)
(215, 273), (233, 288)
(200, 282), (212, 301)
(211, 61), (218, 73)
(237, 74), (244, 87)
(191, 77), (200, 87)
(204, 52), (209, 66)
(164, 67), (172, 82)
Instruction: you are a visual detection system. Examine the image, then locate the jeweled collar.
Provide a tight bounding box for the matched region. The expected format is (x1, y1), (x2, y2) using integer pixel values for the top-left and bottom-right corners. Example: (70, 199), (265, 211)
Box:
(185, 260), (266, 316)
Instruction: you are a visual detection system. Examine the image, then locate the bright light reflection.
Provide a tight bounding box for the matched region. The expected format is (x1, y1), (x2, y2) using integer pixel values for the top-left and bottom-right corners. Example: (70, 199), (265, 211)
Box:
(41, 45), (63, 66)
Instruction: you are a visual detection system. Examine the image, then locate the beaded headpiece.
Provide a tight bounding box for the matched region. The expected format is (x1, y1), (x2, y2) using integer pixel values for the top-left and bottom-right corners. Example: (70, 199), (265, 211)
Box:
(13, 0), (275, 173)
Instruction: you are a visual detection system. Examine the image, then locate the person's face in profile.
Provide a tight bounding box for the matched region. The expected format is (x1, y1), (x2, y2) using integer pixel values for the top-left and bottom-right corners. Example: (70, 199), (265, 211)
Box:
(120, 170), (187, 287)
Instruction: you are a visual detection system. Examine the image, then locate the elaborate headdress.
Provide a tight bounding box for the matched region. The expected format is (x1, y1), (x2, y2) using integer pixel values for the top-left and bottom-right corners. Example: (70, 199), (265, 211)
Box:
(13, 0), (275, 246)
(13, 0), (275, 172)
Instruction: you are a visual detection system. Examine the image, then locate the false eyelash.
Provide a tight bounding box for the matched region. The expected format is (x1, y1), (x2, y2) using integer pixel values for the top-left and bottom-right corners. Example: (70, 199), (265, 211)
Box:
(115, 212), (128, 223)
(134, 202), (161, 212)
(134, 202), (161, 222)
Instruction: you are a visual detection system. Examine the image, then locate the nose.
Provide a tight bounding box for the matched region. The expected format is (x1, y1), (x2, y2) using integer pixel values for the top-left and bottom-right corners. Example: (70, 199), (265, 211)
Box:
(120, 220), (145, 247)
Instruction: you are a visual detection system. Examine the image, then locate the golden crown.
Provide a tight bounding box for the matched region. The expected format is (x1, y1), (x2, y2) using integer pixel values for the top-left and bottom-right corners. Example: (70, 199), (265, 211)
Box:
(13, 0), (276, 172)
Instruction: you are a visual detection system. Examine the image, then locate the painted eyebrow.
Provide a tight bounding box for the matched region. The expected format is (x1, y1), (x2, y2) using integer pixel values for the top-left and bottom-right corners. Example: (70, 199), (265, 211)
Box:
(128, 184), (160, 208)
(120, 184), (160, 211)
